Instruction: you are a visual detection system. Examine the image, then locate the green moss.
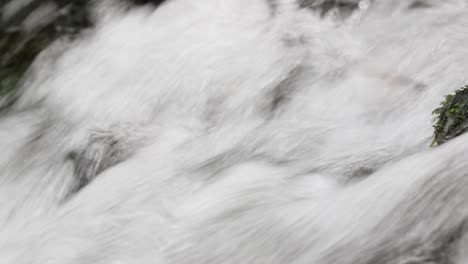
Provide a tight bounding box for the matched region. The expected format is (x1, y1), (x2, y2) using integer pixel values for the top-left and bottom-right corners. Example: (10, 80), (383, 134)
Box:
(431, 85), (468, 146)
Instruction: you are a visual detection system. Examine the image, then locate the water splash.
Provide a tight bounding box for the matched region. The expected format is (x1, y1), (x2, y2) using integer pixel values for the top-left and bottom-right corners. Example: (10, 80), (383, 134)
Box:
(1, 0), (468, 263)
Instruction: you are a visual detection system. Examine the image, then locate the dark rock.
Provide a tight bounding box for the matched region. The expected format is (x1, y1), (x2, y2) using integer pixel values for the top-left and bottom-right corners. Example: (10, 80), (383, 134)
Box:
(432, 85), (468, 146)
(0, 0), (166, 108)
(0, 0), (92, 102)
(127, 0), (166, 6)
(298, 0), (362, 17)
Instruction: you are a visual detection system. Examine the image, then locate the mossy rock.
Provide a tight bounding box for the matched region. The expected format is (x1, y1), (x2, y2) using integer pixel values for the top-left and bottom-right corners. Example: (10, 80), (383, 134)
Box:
(432, 85), (468, 146)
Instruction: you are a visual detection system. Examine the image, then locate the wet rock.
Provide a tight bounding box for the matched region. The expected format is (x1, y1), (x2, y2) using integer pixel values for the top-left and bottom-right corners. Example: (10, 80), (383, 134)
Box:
(432, 85), (468, 146)
(299, 0), (366, 17)
(0, 0), (165, 107)
(0, 0), (92, 101)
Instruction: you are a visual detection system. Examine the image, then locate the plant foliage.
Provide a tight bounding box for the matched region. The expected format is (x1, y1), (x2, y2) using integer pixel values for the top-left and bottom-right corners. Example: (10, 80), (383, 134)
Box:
(432, 85), (468, 146)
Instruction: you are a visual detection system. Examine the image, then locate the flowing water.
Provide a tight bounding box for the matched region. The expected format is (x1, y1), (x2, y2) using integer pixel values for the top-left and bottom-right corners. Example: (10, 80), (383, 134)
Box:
(1, 0), (468, 263)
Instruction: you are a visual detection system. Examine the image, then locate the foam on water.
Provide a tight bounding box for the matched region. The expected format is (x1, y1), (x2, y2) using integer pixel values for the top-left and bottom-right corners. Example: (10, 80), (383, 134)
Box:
(1, 0), (468, 263)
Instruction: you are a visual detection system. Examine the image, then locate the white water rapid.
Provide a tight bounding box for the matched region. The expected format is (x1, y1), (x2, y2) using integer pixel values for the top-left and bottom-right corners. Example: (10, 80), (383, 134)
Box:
(1, 0), (468, 263)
